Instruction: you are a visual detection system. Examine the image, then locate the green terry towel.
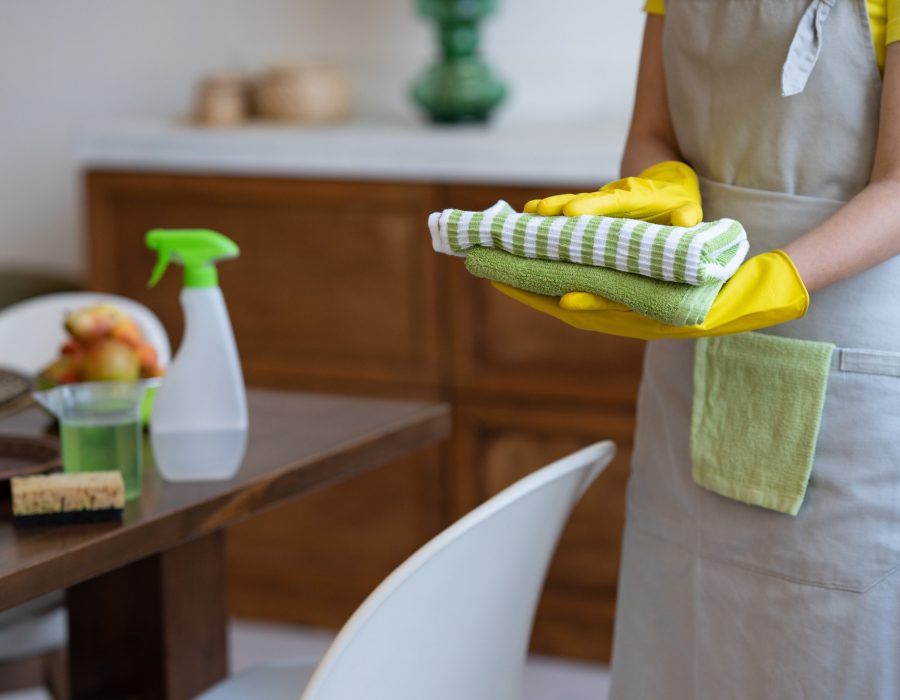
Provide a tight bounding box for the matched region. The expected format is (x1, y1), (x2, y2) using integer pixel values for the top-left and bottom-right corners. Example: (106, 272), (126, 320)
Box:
(692, 333), (835, 516)
(465, 247), (722, 326)
(429, 200), (750, 286)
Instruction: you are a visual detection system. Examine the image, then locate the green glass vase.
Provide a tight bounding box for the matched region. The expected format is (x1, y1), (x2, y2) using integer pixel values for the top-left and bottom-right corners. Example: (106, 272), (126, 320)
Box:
(411, 0), (507, 123)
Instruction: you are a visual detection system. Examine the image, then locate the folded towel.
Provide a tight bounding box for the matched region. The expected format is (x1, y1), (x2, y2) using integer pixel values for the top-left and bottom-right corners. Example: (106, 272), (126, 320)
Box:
(692, 333), (835, 516)
(466, 247), (721, 326)
(429, 200), (749, 286)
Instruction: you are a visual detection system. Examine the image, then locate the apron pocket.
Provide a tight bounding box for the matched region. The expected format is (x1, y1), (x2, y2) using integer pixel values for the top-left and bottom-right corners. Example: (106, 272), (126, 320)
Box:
(693, 340), (900, 592)
(692, 332), (834, 516)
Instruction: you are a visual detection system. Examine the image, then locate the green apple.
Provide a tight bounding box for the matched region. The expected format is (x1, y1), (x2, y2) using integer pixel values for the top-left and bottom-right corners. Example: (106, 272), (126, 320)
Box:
(81, 339), (140, 382)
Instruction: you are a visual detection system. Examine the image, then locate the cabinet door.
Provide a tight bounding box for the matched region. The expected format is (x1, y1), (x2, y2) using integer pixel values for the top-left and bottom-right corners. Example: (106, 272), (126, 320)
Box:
(228, 447), (446, 627)
(87, 172), (444, 396)
(442, 184), (645, 405)
(452, 401), (635, 662)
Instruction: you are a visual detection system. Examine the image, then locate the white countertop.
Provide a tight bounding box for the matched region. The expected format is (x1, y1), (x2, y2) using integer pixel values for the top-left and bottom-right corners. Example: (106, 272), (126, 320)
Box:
(76, 118), (628, 186)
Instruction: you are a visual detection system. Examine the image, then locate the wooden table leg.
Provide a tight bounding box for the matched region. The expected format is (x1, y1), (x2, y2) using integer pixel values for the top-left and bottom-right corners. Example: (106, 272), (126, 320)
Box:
(67, 531), (228, 700)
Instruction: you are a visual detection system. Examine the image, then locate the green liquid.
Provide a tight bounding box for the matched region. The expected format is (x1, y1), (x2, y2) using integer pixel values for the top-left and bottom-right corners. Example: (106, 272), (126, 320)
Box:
(61, 418), (142, 500)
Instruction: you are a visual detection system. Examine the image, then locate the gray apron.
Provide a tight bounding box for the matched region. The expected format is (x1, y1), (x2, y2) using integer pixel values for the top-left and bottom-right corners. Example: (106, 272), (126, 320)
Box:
(610, 1), (900, 697)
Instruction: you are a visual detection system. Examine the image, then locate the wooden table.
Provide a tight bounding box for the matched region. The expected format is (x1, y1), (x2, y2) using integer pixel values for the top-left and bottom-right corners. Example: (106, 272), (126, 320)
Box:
(0, 388), (450, 700)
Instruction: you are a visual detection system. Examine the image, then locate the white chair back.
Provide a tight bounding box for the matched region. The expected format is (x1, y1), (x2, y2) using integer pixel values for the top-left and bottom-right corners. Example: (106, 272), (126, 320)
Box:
(300, 441), (616, 700)
(0, 292), (170, 375)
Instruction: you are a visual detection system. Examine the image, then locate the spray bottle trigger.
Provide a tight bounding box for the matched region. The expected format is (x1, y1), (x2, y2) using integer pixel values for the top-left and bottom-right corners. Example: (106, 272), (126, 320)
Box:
(148, 250), (171, 288)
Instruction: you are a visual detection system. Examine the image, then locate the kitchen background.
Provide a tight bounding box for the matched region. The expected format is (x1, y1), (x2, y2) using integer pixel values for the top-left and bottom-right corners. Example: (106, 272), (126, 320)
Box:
(2, 0), (643, 278)
(1, 1), (649, 694)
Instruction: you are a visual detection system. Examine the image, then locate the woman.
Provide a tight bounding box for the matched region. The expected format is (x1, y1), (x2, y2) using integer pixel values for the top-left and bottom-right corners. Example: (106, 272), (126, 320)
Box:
(497, 0), (900, 696)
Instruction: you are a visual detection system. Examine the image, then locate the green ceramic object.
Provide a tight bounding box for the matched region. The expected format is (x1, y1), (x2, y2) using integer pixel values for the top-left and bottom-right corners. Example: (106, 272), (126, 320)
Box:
(412, 0), (507, 123)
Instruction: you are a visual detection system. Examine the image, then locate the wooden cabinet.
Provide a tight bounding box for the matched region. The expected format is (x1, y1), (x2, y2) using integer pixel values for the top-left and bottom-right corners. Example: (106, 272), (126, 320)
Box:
(86, 170), (644, 663)
(88, 174), (444, 397)
(452, 402), (636, 660)
(227, 447), (446, 628)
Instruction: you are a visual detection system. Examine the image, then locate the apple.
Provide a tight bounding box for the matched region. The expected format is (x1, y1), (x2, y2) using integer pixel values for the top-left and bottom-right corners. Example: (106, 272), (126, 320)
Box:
(136, 342), (163, 377)
(64, 305), (127, 345)
(60, 338), (84, 360)
(81, 339), (140, 382)
(110, 318), (142, 349)
(37, 356), (80, 387)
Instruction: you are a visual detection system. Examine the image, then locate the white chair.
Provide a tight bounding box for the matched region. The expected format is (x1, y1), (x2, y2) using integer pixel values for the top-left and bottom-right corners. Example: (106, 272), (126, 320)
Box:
(0, 594), (69, 698)
(0, 291), (171, 376)
(197, 440), (616, 700)
(0, 291), (171, 699)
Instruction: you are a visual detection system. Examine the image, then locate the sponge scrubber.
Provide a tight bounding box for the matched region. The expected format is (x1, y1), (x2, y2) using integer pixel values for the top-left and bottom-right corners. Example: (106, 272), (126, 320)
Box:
(11, 472), (125, 526)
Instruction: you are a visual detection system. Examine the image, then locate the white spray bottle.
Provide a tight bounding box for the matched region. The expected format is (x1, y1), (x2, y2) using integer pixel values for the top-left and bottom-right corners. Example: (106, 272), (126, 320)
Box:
(146, 229), (247, 481)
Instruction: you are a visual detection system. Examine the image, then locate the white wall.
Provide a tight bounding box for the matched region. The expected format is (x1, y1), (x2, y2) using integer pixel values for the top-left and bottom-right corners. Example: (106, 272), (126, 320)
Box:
(0, 1), (645, 279)
(297, 0), (645, 124)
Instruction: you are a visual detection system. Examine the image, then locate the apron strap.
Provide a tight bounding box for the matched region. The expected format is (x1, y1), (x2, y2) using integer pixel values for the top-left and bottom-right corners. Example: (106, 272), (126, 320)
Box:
(781, 0), (839, 97)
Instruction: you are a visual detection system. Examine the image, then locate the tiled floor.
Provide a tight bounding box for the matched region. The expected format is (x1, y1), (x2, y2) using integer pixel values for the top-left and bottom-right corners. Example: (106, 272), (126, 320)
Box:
(0, 619), (611, 699)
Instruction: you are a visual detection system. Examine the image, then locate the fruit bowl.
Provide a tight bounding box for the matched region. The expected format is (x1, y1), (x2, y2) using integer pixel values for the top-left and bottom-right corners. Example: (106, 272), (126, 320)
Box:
(35, 303), (166, 426)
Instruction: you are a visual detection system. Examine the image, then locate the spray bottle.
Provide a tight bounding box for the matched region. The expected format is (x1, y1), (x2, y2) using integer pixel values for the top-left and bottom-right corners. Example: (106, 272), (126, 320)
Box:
(146, 229), (247, 481)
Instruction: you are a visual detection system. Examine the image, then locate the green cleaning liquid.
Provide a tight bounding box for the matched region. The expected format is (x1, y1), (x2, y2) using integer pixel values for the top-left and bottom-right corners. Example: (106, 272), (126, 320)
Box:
(61, 417), (142, 500)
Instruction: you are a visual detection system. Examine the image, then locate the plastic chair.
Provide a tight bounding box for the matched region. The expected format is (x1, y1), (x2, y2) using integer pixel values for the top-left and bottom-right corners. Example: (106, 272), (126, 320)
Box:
(0, 291), (171, 699)
(197, 440), (616, 700)
(0, 291), (171, 376)
(0, 594), (68, 697)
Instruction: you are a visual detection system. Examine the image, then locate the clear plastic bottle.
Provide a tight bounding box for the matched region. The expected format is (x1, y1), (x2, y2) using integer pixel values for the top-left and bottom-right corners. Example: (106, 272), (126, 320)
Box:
(145, 229), (248, 481)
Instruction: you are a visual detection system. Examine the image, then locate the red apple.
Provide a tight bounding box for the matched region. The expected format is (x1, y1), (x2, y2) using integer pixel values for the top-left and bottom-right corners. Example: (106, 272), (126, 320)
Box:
(136, 342), (164, 378)
(38, 356), (80, 386)
(60, 338), (84, 360)
(110, 318), (142, 349)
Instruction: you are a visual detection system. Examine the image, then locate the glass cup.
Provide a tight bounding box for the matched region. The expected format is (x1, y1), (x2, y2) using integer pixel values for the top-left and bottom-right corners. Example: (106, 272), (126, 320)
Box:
(33, 381), (156, 500)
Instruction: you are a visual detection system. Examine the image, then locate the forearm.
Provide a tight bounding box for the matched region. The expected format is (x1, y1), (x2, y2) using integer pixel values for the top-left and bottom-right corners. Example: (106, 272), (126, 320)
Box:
(621, 135), (682, 178)
(620, 14), (683, 178)
(784, 44), (900, 293)
(783, 177), (900, 292)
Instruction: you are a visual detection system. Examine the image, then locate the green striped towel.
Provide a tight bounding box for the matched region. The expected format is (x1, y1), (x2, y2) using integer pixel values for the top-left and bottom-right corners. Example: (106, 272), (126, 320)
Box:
(428, 200), (749, 286)
(466, 248), (721, 326)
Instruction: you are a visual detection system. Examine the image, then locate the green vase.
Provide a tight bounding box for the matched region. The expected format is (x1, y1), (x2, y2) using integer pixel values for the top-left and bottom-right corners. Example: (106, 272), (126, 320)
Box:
(411, 0), (507, 123)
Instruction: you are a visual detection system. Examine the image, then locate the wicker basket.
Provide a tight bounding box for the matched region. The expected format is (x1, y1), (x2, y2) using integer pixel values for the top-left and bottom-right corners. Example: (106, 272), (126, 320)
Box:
(253, 64), (353, 123)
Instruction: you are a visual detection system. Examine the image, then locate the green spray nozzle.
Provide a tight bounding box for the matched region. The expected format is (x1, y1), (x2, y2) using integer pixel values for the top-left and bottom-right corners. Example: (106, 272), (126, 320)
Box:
(146, 229), (240, 288)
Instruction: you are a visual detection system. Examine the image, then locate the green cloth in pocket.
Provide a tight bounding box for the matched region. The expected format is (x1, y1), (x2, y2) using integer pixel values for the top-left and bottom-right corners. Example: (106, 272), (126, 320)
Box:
(692, 332), (835, 516)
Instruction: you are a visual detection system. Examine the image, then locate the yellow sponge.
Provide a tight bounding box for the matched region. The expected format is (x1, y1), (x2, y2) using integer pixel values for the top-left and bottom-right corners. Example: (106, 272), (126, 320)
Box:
(11, 472), (125, 526)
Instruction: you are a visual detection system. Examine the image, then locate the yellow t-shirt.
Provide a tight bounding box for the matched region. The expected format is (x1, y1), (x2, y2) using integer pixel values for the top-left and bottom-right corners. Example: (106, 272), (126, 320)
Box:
(644, 0), (900, 70)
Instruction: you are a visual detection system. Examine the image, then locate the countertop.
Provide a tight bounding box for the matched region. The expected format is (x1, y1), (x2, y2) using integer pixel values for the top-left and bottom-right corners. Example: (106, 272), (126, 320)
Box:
(76, 118), (628, 186)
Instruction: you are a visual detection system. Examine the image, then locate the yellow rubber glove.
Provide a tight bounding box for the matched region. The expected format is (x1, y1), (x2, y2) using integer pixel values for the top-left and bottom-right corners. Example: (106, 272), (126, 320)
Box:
(523, 161), (703, 227)
(491, 251), (809, 340)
